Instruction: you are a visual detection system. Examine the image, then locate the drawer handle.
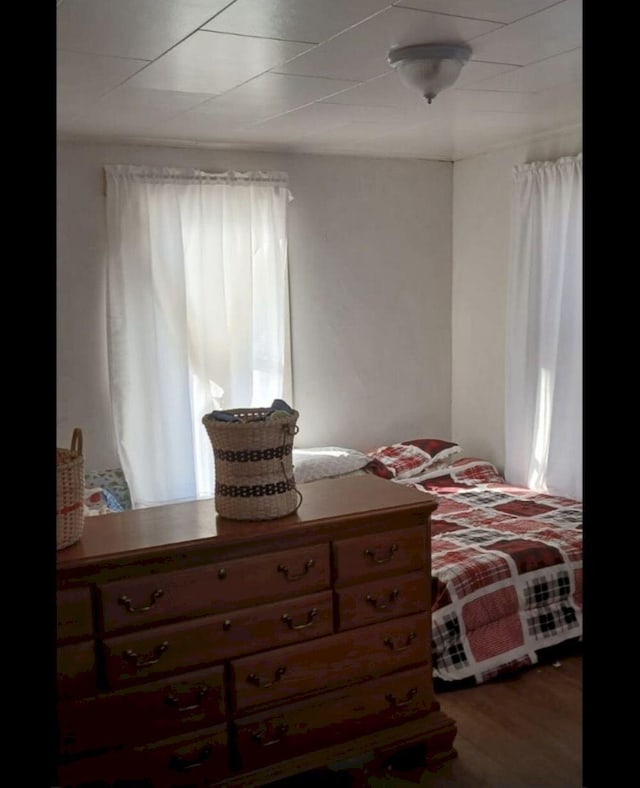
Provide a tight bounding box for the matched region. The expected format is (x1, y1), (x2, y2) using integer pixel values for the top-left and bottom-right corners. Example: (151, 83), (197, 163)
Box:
(385, 687), (418, 707)
(366, 589), (400, 610)
(165, 685), (208, 712)
(364, 543), (398, 564)
(123, 641), (169, 668)
(277, 559), (315, 581)
(252, 724), (289, 747)
(247, 666), (286, 688)
(117, 588), (164, 613)
(383, 632), (416, 652)
(281, 608), (318, 630)
(170, 745), (212, 772)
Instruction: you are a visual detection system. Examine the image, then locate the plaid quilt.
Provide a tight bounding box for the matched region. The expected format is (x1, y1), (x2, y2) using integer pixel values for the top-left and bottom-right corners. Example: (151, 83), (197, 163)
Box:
(392, 458), (582, 685)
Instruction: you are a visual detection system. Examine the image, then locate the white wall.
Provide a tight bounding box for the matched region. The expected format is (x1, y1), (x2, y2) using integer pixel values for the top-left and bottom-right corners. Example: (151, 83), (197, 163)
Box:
(57, 142), (453, 470)
(451, 128), (582, 472)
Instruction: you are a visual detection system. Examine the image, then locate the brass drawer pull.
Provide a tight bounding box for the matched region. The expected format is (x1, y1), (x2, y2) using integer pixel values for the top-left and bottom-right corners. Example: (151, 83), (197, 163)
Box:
(123, 641), (169, 668)
(385, 687), (418, 707)
(247, 666), (286, 688)
(252, 724), (289, 747)
(170, 745), (212, 772)
(277, 559), (315, 581)
(364, 543), (398, 564)
(165, 685), (208, 712)
(366, 589), (400, 610)
(117, 588), (164, 613)
(281, 608), (318, 630)
(383, 632), (416, 652)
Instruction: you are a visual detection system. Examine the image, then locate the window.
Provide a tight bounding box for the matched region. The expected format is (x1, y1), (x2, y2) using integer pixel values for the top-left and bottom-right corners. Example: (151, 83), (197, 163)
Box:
(505, 154), (582, 500)
(105, 166), (293, 507)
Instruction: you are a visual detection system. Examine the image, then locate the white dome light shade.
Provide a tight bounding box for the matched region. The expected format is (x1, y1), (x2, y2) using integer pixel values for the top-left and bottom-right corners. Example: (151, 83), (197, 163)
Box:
(387, 43), (472, 104)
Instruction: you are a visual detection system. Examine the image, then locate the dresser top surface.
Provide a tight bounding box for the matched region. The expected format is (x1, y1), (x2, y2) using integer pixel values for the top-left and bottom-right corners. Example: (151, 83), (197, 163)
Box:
(57, 475), (436, 572)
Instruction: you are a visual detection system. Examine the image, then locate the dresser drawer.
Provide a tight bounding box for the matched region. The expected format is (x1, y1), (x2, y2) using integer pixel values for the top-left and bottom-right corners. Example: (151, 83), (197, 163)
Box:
(235, 665), (435, 770)
(333, 525), (426, 585)
(57, 642), (97, 700)
(57, 726), (229, 788)
(102, 591), (334, 689)
(58, 666), (226, 756)
(57, 588), (93, 641)
(336, 571), (428, 631)
(98, 543), (330, 632)
(231, 613), (430, 713)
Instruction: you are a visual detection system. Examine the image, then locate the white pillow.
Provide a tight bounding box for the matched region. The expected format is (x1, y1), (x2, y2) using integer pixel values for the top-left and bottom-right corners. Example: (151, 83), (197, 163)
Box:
(292, 447), (370, 484)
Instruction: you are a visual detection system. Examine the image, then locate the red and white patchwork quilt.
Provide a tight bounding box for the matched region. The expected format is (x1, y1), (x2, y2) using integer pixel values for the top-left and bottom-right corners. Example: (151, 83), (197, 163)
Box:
(392, 458), (582, 685)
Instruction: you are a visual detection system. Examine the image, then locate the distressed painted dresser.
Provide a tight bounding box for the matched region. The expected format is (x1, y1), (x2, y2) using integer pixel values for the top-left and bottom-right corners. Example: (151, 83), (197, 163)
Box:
(56, 474), (457, 787)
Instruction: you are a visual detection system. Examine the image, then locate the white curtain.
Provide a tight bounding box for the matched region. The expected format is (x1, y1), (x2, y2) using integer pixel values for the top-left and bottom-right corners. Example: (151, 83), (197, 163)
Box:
(105, 165), (293, 508)
(505, 154), (582, 501)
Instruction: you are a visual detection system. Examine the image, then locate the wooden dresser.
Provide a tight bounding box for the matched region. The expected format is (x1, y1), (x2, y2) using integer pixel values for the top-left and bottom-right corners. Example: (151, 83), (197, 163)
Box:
(56, 474), (457, 787)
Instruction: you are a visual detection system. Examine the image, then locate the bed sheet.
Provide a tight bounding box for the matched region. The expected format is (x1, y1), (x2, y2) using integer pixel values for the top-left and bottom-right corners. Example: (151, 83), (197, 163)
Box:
(391, 458), (582, 684)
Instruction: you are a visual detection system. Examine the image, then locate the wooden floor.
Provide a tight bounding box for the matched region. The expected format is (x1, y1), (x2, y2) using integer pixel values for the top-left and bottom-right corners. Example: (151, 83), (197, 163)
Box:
(272, 643), (582, 788)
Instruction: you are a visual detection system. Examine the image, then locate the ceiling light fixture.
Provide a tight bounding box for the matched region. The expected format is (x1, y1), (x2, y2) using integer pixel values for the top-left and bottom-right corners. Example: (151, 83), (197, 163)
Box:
(387, 43), (472, 104)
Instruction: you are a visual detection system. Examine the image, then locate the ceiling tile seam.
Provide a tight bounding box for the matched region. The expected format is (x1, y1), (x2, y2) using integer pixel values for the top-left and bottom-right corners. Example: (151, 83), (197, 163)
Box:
(287, 4), (398, 47)
(92, 4), (308, 96)
(466, 0), (579, 46)
(242, 92), (439, 128)
(58, 68), (220, 124)
(390, 2), (507, 25)
(234, 3), (507, 84)
(462, 45), (583, 92)
(99, 39), (322, 108)
(242, 99), (340, 129)
(468, 59), (522, 67)
(203, 3), (400, 55)
(460, 82), (574, 96)
(455, 87), (537, 96)
(318, 100), (399, 110)
(193, 0), (242, 31)
(128, 96), (233, 129)
(470, 45), (581, 68)
(472, 45), (582, 71)
(186, 68), (363, 111)
(464, 108), (547, 116)
(199, 29), (319, 45)
(56, 49), (151, 65)
(56, 0), (239, 65)
(267, 65), (391, 83)
(265, 72), (363, 84)
(57, 72), (162, 125)
(495, 0), (575, 25)
(392, 0), (568, 26)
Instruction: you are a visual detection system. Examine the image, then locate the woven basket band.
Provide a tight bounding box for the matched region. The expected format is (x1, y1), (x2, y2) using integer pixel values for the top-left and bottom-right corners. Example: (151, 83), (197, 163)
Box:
(213, 445), (293, 463)
(57, 501), (83, 516)
(215, 479), (296, 498)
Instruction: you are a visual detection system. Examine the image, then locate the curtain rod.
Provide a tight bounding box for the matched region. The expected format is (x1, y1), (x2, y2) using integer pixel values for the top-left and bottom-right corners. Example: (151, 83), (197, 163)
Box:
(102, 165), (290, 195)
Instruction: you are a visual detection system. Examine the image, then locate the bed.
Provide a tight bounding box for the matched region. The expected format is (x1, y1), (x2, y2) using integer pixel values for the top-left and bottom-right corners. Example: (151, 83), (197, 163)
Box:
(86, 440), (582, 687)
(362, 441), (583, 686)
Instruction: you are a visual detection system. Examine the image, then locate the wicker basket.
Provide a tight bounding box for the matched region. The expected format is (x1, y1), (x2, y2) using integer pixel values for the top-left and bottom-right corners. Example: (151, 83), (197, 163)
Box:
(56, 428), (85, 550)
(202, 408), (301, 521)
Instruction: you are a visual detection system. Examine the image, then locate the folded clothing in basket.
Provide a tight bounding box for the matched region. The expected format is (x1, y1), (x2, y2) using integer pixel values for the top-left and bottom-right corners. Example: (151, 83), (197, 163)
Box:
(207, 399), (296, 422)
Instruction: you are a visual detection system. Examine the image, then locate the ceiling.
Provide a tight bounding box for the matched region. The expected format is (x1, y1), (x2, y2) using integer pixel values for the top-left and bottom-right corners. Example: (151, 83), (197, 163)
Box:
(56, 0), (583, 161)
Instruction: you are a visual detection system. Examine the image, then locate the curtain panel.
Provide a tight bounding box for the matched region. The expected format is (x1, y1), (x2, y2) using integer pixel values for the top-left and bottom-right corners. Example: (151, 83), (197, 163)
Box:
(105, 165), (293, 507)
(505, 154), (582, 501)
